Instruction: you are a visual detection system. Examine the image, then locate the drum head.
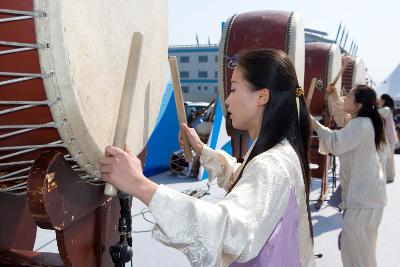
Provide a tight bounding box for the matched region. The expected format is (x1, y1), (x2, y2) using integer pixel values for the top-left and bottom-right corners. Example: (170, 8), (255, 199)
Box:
(352, 57), (367, 87)
(218, 10), (305, 117)
(34, 0), (168, 177)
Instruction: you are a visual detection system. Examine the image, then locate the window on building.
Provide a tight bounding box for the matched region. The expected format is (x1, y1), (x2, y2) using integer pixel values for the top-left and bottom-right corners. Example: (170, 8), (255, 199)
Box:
(180, 56), (189, 63)
(215, 55), (218, 62)
(180, 71), (189, 78)
(199, 55), (208, 63)
(198, 86), (201, 90)
(198, 71), (208, 78)
(182, 86), (189, 93)
(205, 86), (208, 90)
(215, 86), (218, 93)
(214, 71), (218, 78)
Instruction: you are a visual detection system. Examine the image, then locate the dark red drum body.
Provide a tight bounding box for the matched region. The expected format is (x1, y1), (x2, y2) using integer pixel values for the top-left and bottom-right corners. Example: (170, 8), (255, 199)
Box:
(304, 42), (342, 208)
(341, 56), (367, 94)
(219, 10), (305, 160)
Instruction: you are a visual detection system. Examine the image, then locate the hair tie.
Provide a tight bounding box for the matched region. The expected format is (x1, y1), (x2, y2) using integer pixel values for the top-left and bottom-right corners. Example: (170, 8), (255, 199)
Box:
(295, 87), (304, 98)
(295, 87), (304, 121)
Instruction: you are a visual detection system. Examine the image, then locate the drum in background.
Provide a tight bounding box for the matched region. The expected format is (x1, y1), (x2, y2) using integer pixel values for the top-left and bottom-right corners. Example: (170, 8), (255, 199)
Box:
(304, 42), (342, 209)
(195, 121), (213, 144)
(305, 42), (342, 119)
(219, 10), (305, 160)
(341, 56), (367, 94)
(0, 0), (167, 194)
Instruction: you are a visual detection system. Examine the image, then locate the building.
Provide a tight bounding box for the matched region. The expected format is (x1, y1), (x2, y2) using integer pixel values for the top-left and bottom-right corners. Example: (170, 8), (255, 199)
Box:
(168, 28), (337, 103)
(168, 45), (219, 103)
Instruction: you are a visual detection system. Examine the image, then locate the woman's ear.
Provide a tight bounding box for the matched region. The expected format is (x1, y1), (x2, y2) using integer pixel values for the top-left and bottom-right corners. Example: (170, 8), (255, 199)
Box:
(258, 88), (270, 106)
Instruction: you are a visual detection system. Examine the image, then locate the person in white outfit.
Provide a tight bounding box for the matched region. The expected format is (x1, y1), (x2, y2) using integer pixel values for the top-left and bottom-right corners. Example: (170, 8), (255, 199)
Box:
(311, 84), (387, 267)
(99, 49), (316, 266)
(378, 93), (398, 182)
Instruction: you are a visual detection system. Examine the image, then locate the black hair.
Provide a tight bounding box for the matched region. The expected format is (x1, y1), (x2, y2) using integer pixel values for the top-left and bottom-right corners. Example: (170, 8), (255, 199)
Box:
(226, 48), (312, 238)
(354, 85), (386, 149)
(380, 93), (395, 113)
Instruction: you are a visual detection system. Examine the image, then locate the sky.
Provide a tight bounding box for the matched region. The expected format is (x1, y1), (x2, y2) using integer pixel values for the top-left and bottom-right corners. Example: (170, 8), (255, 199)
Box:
(169, 0), (400, 86)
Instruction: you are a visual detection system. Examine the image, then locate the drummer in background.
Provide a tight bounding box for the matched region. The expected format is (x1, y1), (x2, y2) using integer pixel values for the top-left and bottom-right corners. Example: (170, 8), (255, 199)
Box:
(187, 110), (196, 127)
(310, 84), (387, 267)
(378, 93), (399, 182)
(100, 49), (316, 266)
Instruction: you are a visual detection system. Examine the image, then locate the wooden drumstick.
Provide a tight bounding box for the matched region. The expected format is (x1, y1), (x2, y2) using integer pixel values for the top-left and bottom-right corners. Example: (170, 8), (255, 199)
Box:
(331, 56), (351, 86)
(306, 78), (317, 108)
(104, 32), (143, 197)
(168, 56), (193, 162)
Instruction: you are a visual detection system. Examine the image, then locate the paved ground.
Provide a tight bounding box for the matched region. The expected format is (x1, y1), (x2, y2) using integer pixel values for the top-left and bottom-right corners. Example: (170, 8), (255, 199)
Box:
(33, 155), (400, 266)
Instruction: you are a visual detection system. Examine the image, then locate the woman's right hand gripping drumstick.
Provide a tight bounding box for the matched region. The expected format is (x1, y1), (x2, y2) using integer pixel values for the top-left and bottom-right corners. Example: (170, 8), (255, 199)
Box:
(179, 123), (204, 155)
(326, 83), (339, 97)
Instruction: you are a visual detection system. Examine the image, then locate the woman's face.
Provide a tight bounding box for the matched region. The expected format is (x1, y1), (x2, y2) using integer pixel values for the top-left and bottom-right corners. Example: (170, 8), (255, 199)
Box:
(225, 67), (267, 130)
(344, 88), (362, 115)
(378, 97), (385, 107)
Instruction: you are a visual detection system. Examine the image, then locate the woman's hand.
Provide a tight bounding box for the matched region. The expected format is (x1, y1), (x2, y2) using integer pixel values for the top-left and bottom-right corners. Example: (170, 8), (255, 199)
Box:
(99, 146), (158, 205)
(179, 123), (204, 155)
(327, 83), (338, 97)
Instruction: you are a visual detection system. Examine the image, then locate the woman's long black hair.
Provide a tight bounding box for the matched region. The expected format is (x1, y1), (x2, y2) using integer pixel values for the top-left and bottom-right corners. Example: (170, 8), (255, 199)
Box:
(380, 93), (395, 113)
(226, 48), (312, 238)
(354, 85), (386, 149)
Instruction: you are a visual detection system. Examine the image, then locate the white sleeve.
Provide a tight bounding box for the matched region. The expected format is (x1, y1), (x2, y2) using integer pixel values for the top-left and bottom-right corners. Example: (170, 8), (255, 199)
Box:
(379, 107), (391, 119)
(148, 155), (290, 266)
(199, 145), (241, 191)
(327, 94), (351, 127)
(313, 117), (364, 156)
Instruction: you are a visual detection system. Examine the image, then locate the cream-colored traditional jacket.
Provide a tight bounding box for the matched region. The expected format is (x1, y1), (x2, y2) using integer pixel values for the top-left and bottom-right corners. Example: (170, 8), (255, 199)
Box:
(149, 140), (315, 267)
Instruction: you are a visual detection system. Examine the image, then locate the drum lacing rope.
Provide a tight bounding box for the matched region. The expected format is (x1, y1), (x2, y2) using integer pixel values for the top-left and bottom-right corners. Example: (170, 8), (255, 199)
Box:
(0, 8), (100, 192)
(0, 8), (45, 24)
(0, 41), (47, 56)
(0, 100), (52, 115)
(0, 72), (53, 87)
(0, 122), (57, 130)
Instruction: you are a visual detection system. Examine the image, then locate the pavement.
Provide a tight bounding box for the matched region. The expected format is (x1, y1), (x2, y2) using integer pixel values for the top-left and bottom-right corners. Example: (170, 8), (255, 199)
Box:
(33, 155), (400, 267)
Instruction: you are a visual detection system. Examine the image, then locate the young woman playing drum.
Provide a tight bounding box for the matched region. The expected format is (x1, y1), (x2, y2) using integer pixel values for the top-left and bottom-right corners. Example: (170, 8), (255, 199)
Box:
(100, 49), (315, 266)
(311, 84), (387, 267)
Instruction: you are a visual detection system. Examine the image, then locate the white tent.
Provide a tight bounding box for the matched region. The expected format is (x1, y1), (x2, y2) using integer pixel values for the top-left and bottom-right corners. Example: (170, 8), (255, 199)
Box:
(376, 63), (400, 100)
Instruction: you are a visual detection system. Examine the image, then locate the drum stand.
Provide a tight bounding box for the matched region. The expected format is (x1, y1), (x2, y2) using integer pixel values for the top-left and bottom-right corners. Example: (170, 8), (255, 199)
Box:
(0, 151), (121, 266)
(310, 136), (329, 210)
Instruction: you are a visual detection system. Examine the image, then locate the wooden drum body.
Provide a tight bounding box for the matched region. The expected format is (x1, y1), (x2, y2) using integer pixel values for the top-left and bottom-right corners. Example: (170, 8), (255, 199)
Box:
(304, 42), (342, 208)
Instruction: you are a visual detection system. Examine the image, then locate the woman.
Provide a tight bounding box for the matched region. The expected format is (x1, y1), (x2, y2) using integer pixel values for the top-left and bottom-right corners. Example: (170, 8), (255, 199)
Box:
(100, 49), (315, 266)
(311, 84), (387, 267)
(378, 93), (398, 182)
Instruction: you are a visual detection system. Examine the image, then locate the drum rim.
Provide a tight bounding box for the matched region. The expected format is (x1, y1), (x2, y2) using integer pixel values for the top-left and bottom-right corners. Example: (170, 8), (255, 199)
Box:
(33, 0), (168, 178)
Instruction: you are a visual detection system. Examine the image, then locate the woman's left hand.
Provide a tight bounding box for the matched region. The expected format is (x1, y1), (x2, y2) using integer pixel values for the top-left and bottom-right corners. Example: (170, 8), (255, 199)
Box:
(99, 146), (158, 204)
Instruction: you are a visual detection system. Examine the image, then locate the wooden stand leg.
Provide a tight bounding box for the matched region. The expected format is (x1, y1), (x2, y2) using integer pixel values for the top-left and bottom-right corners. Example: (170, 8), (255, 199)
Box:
(310, 136), (329, 210)
(315, 156), (329, 210)
(0, 192), (36, 252)
(0, 151), (121, 266)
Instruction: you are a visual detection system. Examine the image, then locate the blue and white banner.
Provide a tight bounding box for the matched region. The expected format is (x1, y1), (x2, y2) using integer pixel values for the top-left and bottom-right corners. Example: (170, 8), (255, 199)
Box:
(198, 97), (231, 180)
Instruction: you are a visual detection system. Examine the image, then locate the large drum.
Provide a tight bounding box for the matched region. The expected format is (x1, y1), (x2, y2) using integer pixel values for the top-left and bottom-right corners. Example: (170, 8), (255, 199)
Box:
(219, 10), (305, 160)
(0, 1), (167, 194)
(304, 42), (342, 207)
(305, 42), (342, 119)
(341, 56), (367, 94)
